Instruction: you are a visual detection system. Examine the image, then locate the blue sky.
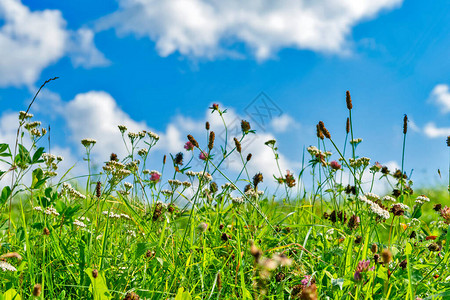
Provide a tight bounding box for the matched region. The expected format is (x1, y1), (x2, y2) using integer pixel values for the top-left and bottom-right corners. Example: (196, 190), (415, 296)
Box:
(0, 0), (449, 193)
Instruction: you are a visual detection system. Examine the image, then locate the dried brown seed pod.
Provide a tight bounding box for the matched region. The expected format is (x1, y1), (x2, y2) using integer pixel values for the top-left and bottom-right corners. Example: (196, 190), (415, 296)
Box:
(187, 134), (199, 148)
(346, 90), (353, 110)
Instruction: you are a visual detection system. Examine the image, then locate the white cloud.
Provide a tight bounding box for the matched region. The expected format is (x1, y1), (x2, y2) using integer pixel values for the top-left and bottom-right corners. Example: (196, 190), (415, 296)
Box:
(0, 0), (107, 87)
(270, 114), (300, 133)
(68, 28), (110, 69)
(429, 84), (450, 114)
(423, 122), (450, 138)
(99, 0), (403, 60)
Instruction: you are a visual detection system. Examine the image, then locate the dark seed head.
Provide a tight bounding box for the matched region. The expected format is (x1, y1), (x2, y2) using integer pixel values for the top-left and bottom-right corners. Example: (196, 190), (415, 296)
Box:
(205, 121), (210, 130)
(318, 121), (331, 139)
(246, 153), (252, 162)
(275, 272), (286, 282)
(241, 120), (251, 134)
(403, 114), (408, 134)
(433, 204), (442, 211)
(346, 90), (353, 110)
(96, 181), (101, 198)
(371, 243), (378, 254)
(110, 153), (118, 162)
(346, 117), (350, 134)
(163, 155), (166, 164)
(92, 269), (98, 279)
(447, 136), (450, 147)
(43, 227), (50, 236)
(316, 124), (324, 140)
(253, 172), (263, 188)
(174, 152), (183, 165)
(33, 284), (42, 297)
(221, 232), (229, 242)
(123, 291), (140, 300)
(399, 259), (407, 269)
(187, 134), (199, 148)
(234, 137), (242, 153)
(208, 131), (215, 150)
(428, 243), (440, 252)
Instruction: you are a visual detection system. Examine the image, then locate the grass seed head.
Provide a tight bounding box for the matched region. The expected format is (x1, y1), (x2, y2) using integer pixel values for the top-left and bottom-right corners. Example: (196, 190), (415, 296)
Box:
(318, 121), (331, 139)
(381, 248), (392, 264)
(241, 120), (251, 134)
(33, 284), (41, 297)
(234, 137), (242, 153)
(253, 172), (263, 188)
(246, 153), (252, 162)
(371, 243), (378, 254)
(403, 114), (408, 134)
(208, 131), (215, 150)
(187, 134), (199, 148)
(346, 90), (353, 110)
(124, 291), (140, 300)
(205, 121), (210, 130)
(96, 181), (101, 198)
(316, 124), (324, 140)
(447, 135), (450, 147)
(346, 117), (350, 134)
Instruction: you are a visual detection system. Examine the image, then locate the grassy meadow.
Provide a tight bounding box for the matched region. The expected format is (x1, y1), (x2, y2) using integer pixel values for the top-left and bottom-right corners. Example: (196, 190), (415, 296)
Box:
(1, 85), (450, 299)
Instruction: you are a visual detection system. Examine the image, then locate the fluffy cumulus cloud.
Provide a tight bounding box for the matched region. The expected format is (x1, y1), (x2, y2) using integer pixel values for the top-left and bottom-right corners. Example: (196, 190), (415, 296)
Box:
(99, 0), (403, 60)
(0, 0), (107, 87)
(423, 123), (450, 138)
(429, 84), (450, 114)
(270, 114), (300, 133)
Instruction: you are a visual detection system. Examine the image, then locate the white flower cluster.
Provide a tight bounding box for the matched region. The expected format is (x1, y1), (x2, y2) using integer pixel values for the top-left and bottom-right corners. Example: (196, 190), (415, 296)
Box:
(161, 189), (174, 196)
(79, 216), (90, 222)
(73, 219), (87, 228)
(0, 261), (17, 272)
(197, 171), (213, 182)
(19, 111), (33, 120)
(168, 179), (182, 188)
(391, 202), (409, 210)
(222, 183), (237, 190)
(81, 138), (97, 147)
(349, 157), (371, 168)
(102, 211), (130, 220)
(245, 188), (264, 198)
(125, 160), (140, 172)
(306, 146), (331, 157)
(103, 161), (131, 178)
(182, 181), (191, 188)
(358, 195), (389, 220)
(415, 195), (430, 204)
(146, 131), (160, 140)
(232, 196), (245, 204)
(366, 193), (380, 201)
(123, 182), (133, 190)
(62, 183), (86, 200)
(118, 125), (127, 133)
(24, 121), (41, 130)
(44, 206), (60, 216)
(382, 195), (396, 202)
(138, 148), (148, 157)
(126, 230), (137, 238)
(350, 138), (363, 145)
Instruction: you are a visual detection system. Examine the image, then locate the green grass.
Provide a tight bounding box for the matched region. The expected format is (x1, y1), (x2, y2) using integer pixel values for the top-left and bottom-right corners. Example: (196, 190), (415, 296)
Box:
(0, 87), (449, 300)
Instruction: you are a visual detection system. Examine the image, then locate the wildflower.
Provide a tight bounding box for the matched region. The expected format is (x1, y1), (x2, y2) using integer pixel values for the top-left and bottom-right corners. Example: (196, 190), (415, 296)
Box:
(147, 131), (159, 140)
(168, 179), (182, 189)
(198, 222), (208, 232)
(208, 131), (215, 150)
(161, 190), (173, 196)
(370, 202), (390, 220)
(110, 153), (118, 161)
(0, 261), (17, 272)
(184, 141), (194, 151)
(433, 203), (442, 211)
(232, 196), (244, 205)
(354, 259), (370, 281)
(440, 206), (450, 224)
(382, 195), (396, 202)
(149, 171), (161, 183)
(370, 162), (383, 172)
(241, 120), (251, 134)
(43, 227), (50, 236)
(275, 272), (285, 282)
(415, 195), (430, 204)
(391, 204), (405, 216)
(197, 171), (213, 182)
(118, 125), (127, 133)
(348, 215), (360, 230)
(355, 235), (363, 244)
(120, 213), (130, 220)
(24, 121), (41, 130)
(73, 219), (87, 228)
(44, 206), (60, 216)
(33, 206), (43, 212)
(210, 103), (219, 111)
(81, 138), (96, 147)
(182, 181), (191, 188)
(126, 230), (136, 238)
(19, 111), (33, 120)
(174, 152), (183, 165)
(221, 232), (229, 242)
(346, 90), (353, 110)
(350, 138), (363, 145)
(199, 152), (208, 161)
(381, 166), (390, 175)
(124, 292), (140, 300)
(253, 172), (263, 188)
(329, 160), (341, 170)
(285, 170), (296, 188)
(137, 148), (148, 157)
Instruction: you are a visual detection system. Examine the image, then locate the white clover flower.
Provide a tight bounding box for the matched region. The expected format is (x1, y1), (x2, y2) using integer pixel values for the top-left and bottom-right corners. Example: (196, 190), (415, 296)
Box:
(0, 261), (17, 272)
(221, 183), (237, 190)
(118, 190), (130, 196)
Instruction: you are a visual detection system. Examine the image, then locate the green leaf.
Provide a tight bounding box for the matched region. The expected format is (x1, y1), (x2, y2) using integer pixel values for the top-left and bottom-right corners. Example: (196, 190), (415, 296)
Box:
(3, 289), (21, 300)
(85, 268), (112, 300)
(175, 288), (192, 300)
(405, 242), (412, 256)
(32, 147), (45, 164)
(0, 143), (11, 157)
(331, 278), (345, 290)
(15, 144), (31, 168)
(0, 186), (11, 206)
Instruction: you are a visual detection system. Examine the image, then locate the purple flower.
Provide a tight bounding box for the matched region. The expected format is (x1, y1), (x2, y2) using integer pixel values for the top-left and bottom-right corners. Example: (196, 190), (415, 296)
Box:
(301, 275), (312, 287)
(184, 141), (194, 151)
(199, 152), (208, 161)
(150, 172), (161, 183)
(330, 160), (341, 170)
(354, 259), (371, 281)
